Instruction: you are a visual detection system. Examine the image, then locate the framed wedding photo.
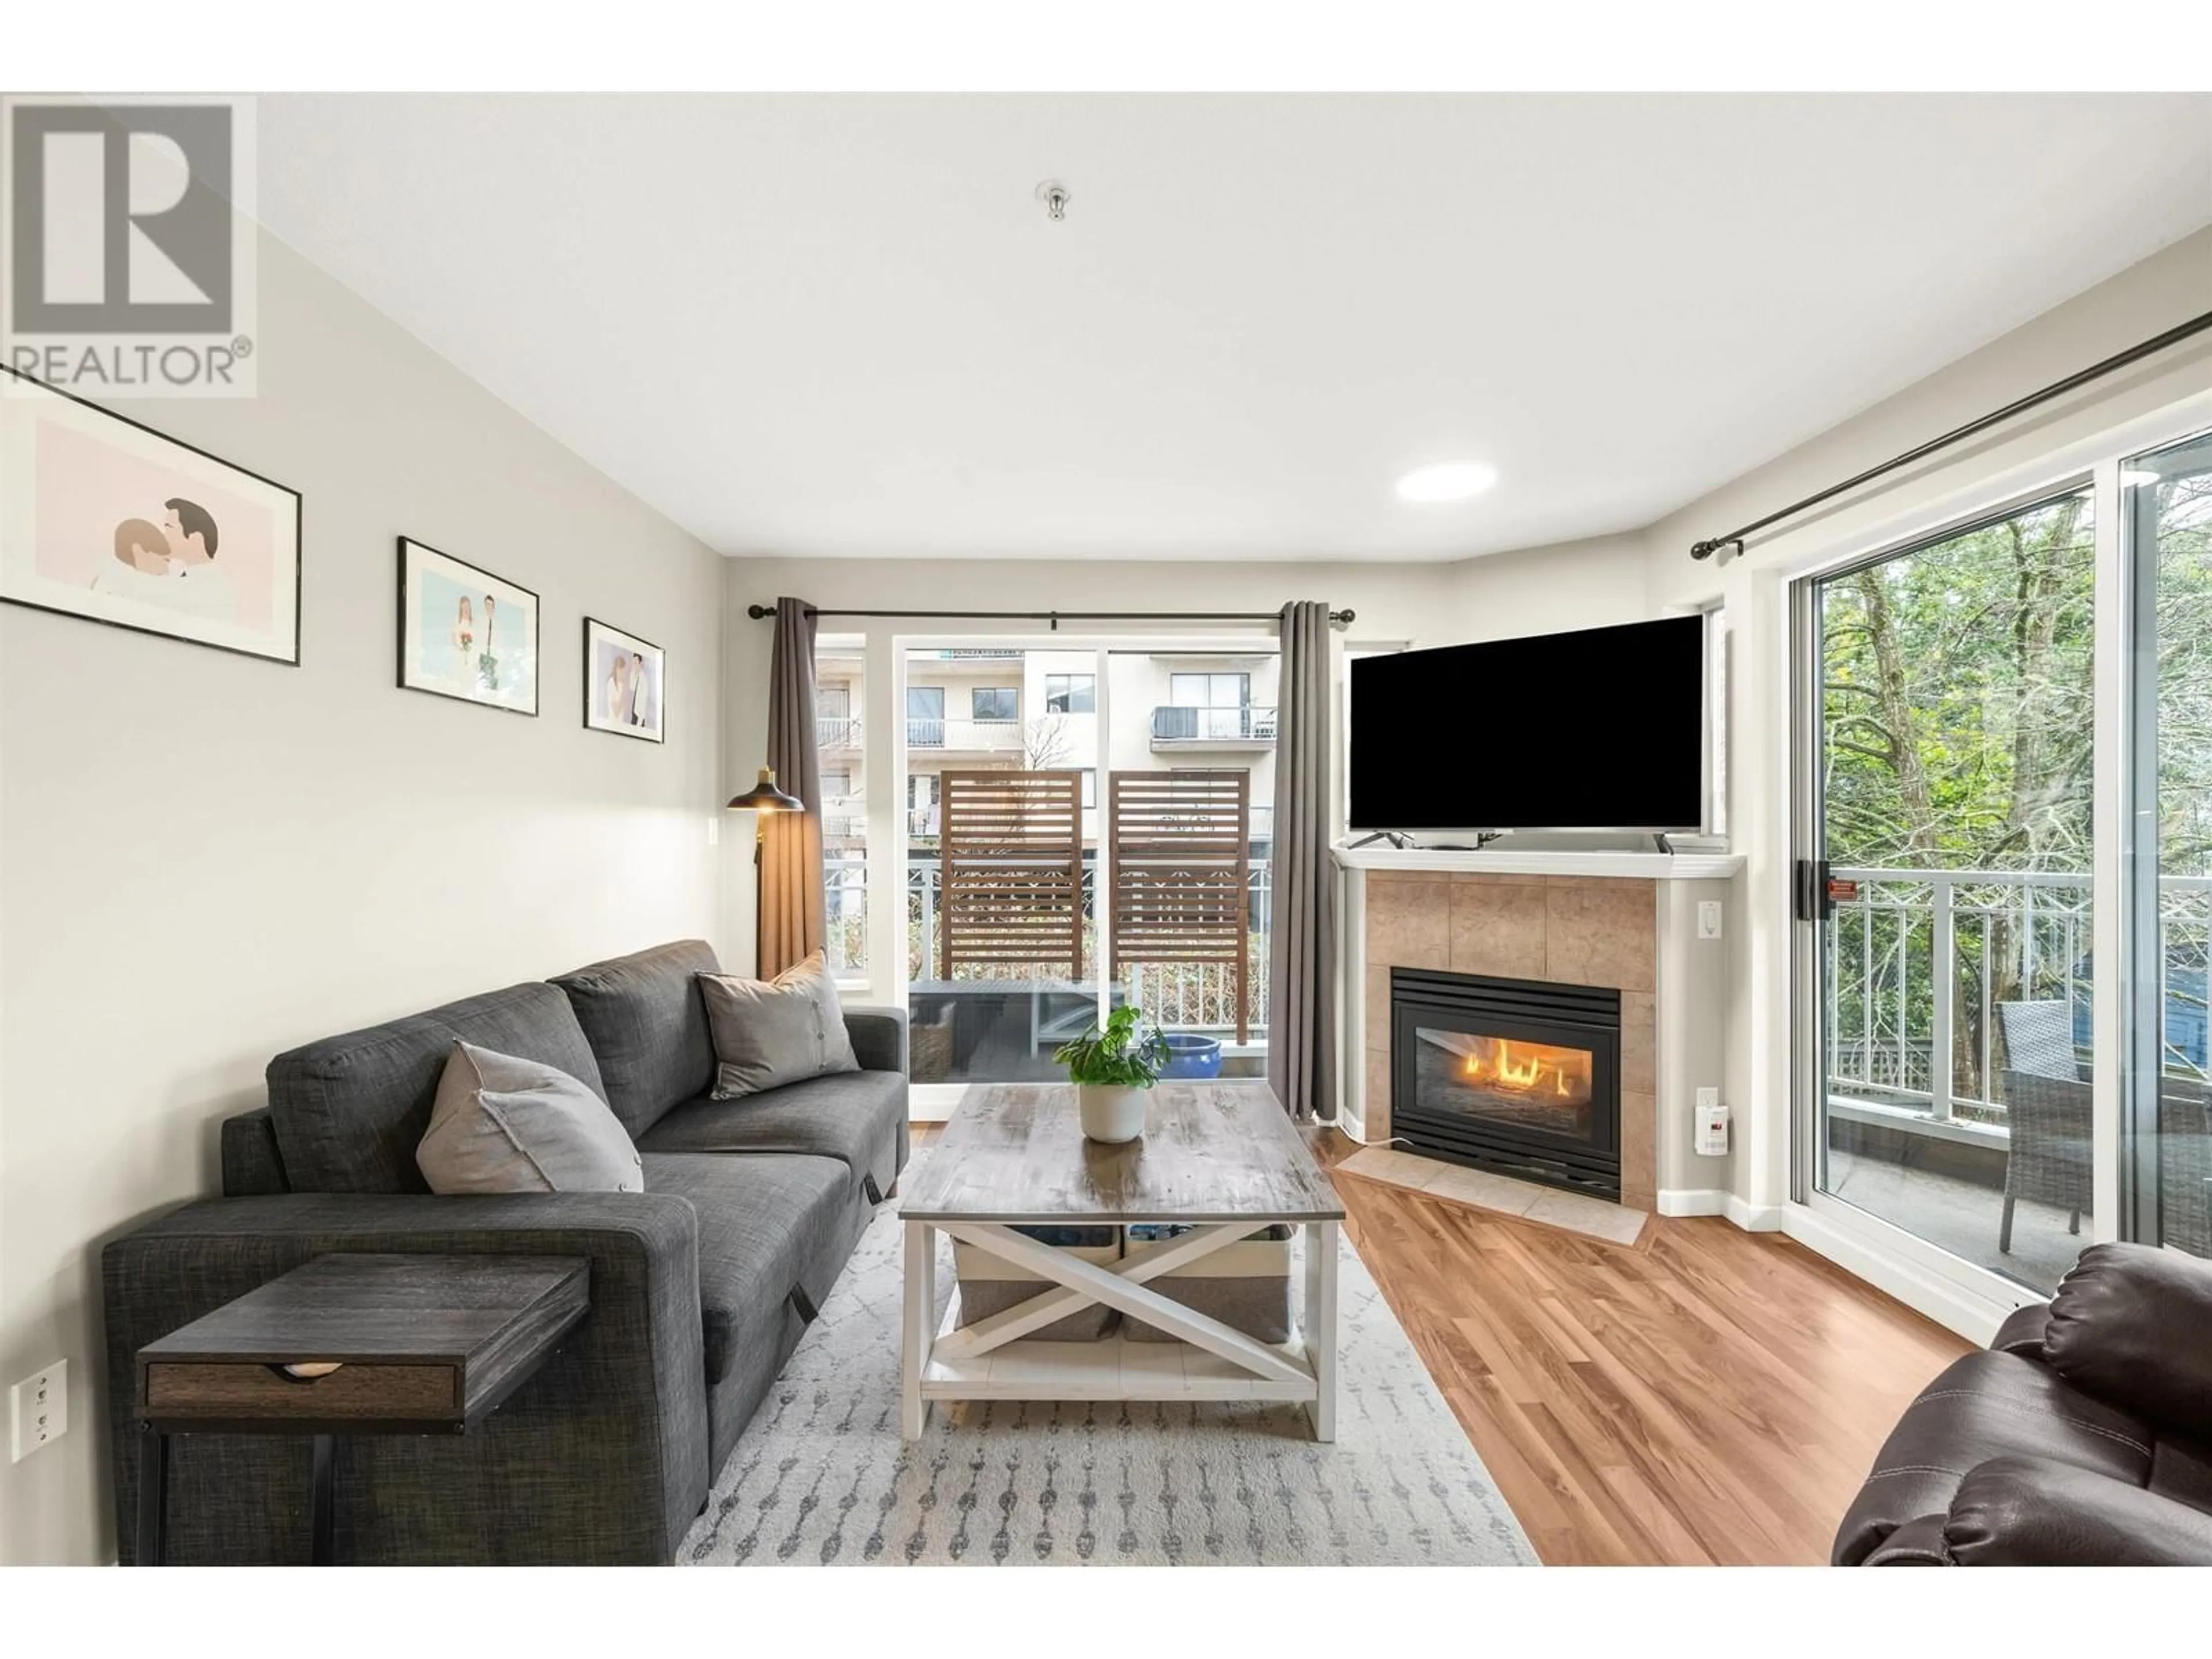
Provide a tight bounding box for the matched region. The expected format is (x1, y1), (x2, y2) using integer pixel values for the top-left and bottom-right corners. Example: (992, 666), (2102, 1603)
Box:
(396, 536), (539, 715)
(0, 366), (303, 665)
(583, 616), (665, 743)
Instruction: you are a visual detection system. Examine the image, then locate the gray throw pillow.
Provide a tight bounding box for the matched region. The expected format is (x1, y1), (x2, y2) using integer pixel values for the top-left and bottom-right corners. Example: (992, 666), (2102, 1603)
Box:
(416, 1040), (643, 1195)
(698, 950), (860, 1100)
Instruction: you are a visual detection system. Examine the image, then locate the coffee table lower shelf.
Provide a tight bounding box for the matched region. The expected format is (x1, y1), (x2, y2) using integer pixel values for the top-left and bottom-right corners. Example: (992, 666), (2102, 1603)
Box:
(899, 1218), (1339, 1441)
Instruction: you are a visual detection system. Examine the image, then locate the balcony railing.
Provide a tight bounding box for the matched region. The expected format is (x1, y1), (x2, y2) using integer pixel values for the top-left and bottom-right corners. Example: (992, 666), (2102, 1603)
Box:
(817, 714), (862, 750)
(1825, 865), (2211, 1127)
(906, 717), (1022, 750)
(1150, 705), (1277, 744)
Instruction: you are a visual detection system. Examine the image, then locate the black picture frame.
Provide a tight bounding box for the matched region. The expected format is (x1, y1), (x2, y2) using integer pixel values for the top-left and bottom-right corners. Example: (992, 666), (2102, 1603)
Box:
(395, 535), (540, 717)
(582, 614), (666, 744)
(0, 364), (304, 666)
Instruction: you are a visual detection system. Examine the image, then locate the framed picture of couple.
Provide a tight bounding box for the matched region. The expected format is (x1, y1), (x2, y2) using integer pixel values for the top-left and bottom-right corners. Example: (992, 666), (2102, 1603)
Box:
(397, 536), (540, 715)
(0, 366), (303, 665)
(584, 616), (665, 743)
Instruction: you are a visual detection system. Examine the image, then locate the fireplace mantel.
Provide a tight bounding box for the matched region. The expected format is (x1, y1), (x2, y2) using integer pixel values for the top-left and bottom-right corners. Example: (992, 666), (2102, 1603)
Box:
(1339, 851), (1739, 1215)
(1333, 844), (1744, 880)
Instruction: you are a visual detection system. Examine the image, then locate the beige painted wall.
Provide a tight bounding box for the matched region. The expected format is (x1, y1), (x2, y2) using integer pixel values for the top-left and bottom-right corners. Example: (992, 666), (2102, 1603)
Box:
(1643, 225), (2212, 1222)
(0, 233), (728, 1563)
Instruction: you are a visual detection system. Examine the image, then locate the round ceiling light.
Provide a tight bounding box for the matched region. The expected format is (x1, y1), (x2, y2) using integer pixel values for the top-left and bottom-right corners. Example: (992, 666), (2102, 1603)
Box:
(1395, 461), (1498, 503)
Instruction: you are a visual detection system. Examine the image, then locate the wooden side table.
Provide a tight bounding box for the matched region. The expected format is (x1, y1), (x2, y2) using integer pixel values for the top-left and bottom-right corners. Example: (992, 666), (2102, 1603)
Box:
(133, 1253), (589, 1566)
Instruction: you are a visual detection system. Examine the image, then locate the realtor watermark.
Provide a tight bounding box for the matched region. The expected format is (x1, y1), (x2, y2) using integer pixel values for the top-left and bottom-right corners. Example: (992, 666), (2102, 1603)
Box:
(2, 94), (257, 396)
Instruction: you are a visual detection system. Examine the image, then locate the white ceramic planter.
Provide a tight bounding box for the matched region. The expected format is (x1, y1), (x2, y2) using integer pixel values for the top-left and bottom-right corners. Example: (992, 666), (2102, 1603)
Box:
(1078, 1083), (1150, 1144)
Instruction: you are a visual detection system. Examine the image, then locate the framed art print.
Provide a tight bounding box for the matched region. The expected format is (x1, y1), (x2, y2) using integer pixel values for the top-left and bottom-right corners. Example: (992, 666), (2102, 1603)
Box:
(583, 616), (665, 743)
(0, 366), (302, 665)
(397, 536), (539, 715)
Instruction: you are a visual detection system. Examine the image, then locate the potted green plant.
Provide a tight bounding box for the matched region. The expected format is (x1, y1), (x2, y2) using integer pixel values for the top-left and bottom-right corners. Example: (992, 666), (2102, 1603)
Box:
(1054, 1005), (1172, 1143)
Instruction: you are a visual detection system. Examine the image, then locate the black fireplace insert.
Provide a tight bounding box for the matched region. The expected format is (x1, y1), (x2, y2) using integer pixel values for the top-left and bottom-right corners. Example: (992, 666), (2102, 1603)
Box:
(1389, 967), (1622, 1201)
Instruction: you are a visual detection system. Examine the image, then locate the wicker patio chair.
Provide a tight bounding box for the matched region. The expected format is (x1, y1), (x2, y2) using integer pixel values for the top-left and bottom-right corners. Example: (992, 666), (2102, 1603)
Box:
(2159, 1075), (2211, 1259)
(1995, 999), (2090, 1254)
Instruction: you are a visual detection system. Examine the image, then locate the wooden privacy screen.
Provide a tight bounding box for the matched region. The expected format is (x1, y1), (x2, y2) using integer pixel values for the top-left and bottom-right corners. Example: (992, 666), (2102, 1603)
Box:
(938, 769), (1085, 981)
(1108, 769), (1251, 1043)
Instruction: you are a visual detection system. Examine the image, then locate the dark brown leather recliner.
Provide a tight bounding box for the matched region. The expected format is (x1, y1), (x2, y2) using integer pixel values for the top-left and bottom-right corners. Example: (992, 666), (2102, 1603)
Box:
(1835, 1243), (2212, 1565)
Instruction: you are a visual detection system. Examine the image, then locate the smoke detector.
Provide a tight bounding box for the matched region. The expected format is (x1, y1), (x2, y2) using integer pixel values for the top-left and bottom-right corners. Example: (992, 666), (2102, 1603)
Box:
(1034, 180), (1069, 221)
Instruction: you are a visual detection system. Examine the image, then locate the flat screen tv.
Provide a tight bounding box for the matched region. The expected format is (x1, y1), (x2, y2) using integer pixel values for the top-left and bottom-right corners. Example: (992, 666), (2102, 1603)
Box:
(1349, 614), (1706, 832)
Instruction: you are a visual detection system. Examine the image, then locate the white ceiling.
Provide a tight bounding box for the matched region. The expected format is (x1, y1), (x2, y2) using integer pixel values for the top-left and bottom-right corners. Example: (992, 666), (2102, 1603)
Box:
(255, 94), (2212, 562)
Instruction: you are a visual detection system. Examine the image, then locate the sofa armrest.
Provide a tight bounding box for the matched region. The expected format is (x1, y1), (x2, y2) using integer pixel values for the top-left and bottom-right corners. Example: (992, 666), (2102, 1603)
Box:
(1944, 1456), (2212, 1566)
(844, 1003), (907, 1075)
(1860, 1513), (1953, 1565)
(2044, 1242), (2212, 1440)
(1988, 1301), (2052, 1357)
(102, 1192), (707, 1565)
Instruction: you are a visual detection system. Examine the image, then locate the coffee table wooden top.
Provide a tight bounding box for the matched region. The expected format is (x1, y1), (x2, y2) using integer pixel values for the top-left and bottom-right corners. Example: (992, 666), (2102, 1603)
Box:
(898, 1081), (1343, 1224)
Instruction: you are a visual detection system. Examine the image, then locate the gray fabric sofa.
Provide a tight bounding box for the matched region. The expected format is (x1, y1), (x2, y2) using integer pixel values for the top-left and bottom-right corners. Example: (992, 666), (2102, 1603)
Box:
(102, 940), (907, 1565)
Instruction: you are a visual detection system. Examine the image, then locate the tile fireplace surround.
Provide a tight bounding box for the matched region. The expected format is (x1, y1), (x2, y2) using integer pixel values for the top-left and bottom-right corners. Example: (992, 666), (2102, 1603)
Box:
(1336, 846), (1743, 1214)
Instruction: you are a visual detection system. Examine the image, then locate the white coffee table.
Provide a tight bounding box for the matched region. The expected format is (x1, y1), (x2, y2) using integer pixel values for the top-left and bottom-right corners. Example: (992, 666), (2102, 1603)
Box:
(896, 1081), (1346, 1440)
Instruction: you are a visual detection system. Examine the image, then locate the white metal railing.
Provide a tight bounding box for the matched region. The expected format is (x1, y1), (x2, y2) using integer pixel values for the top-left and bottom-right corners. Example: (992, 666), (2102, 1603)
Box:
(905, 717), (1022, 750)
(825, 852), (868, 975)
(817, 714), (862, 750)
(1150, 704), (1278, 743)
(1825, 865), (2212, 1124)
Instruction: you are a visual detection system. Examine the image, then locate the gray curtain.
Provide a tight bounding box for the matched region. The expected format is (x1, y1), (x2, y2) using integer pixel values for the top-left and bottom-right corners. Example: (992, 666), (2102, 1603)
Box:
(758, 597), (825, 978)
(1267, 600), (1338, 1121)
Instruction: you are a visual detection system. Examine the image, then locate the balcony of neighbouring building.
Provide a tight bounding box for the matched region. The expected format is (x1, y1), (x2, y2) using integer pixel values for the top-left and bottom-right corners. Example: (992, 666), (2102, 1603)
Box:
(906, 717), (1024, 752)
(1149, 704), (1277, 750)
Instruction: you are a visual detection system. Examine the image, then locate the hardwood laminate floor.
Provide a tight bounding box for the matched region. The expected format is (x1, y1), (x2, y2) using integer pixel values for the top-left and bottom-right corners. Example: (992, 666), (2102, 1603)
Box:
(1311, 1128), (1972, 1564)
(908, 1116), (1972, 1565)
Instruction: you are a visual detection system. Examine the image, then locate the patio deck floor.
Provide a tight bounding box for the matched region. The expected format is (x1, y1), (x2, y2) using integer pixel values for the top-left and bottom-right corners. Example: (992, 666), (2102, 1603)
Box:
(1825, 1143), (2081, 1293)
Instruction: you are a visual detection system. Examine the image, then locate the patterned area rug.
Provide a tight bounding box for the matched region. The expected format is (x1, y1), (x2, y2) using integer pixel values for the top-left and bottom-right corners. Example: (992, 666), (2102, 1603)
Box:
(678, 1175), (1536, 1567)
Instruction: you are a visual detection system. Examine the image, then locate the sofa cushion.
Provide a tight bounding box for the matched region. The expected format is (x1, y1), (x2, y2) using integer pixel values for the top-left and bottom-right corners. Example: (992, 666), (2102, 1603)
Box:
(642, 1152), (849, 1387)
(697, 953), (859, 1100)
(416, 1041), (643, 1195)
(552, 940), (721, 1139)
(268, 982), (608, 1195)
(1832, 1348), (2155, 1565)
(639, 1070), (907, 1199)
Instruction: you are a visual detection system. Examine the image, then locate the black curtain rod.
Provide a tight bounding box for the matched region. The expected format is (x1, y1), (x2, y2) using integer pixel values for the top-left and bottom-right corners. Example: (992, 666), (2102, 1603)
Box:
(1689, 308), (2212, 562)
(745, 604), (1355, 627)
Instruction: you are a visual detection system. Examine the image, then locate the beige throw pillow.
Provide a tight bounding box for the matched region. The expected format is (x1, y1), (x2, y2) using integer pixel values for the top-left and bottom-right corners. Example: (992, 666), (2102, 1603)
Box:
(698, 950), (860, 1100)
(416, 1041), (643, 1195)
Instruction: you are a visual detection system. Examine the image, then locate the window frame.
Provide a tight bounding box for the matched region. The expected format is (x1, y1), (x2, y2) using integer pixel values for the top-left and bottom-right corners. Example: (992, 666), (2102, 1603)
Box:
(1045, 672), (1096, 714)
(971, 685), (1018, 722)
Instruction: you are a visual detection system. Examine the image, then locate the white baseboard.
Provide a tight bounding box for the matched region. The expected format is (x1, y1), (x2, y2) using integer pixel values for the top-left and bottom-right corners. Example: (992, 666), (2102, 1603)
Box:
(1656, 1188), (1785, 1231)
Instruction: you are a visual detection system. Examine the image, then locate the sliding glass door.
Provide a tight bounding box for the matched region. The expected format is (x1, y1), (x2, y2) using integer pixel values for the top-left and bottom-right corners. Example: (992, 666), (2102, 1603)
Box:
(882, 637), (1279, 1095)
(2124, 431), (2212, 1262)
(1793, 421), (2212, 1296)
(1800, 483), (2100, 1292)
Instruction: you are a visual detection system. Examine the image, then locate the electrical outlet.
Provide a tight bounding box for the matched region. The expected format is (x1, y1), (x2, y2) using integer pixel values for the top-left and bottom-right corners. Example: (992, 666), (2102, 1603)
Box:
(1694, 1088), (1729, 1157)
(1697, 900), (1724, 940)
(10, 1360), (67, 1461)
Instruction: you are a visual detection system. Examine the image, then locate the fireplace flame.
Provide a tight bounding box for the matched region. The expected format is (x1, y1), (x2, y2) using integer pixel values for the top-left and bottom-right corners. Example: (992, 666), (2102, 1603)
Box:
(1461, 1038), (1592, 1101)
